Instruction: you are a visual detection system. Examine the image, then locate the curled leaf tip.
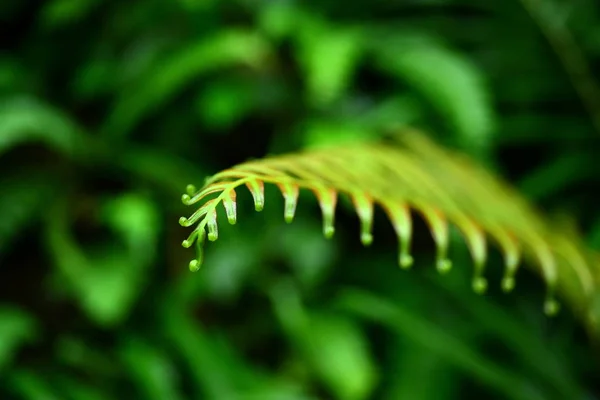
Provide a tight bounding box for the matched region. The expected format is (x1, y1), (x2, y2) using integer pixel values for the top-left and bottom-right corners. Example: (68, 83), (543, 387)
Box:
(544, 298), (560, 316)
(501, 276), (515, 293)
(277, 183), (299, 223)
(315, 187), (337, 240)
(179, 216), (189, 227)
(352, 193), (374, 247)
(399, 254), (414, 269)
(181, 194), (192, 204)
(246, 180), (265, 211)
(183, 229), (200, 248)
(421, 208), (450, 276)
(186, 184), (197, 196)
(472, 276), (488, 294)
(361, 232), (373, 246)
(383, 202), (414, 270)
(436, 259), (452, 274)
(284, 212), (295, 224)
(464, 224), (488, 293)
(324, 225), (335, 239)
(226, 213), (237, 225)
(189, 259), (201, 272)
(284, 202), (296, 222)
(500, 246), (519, 293)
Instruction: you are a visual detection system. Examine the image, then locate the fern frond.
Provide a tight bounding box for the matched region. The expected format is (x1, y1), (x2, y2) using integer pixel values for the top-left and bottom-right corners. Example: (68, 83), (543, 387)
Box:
(179, 132), (600, 329)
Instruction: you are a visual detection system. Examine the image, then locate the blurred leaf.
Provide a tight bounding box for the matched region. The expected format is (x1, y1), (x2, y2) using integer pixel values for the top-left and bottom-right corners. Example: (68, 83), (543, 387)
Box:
(269, 279), (311, 342)
(7, 370), (61, 400)
(0, 307), (37, 372)
(290, 94), (423, 150)
(296, 19), (363, 107)
(270, 280), (377, 400)
(301, 119), (379, 149)
(115, 145), (208, 196)
(384, 345), (456, 400)
(46, 236), (133, 326)
(55, 337), (116, 377)
(498, 114), (591, 144)
(103, 30), (272, 138)
(162, 308), (239, 399)
(72, 35), (171, 100)
(518, 152), (598, 201)
(335, 288), (549, 400)
(238, 386), (317, 400)
(0, 96), (85, 157)
(40, 0), (99, 28)
(119, 338), (183, 400)
(258, 1), (299, 40)
(0, 173), (57, 255)
(588, 217), (600, 251)
(202, 236), (260, 300)
(71, 60), (115, 100)
(45, 194), (159, 326)
(196, 79), (255, 130)
(427, 260), (586, 399)
(355, 95), (423, 132)
(0, 57), (26, 91)
(177, 0), (217, 11)
(268, 220), (337, 289)
(54, 376), (110, 400)
(100, 192), (160, 266)
(373, 36), (496, 157)
(303, 312), (377, 400)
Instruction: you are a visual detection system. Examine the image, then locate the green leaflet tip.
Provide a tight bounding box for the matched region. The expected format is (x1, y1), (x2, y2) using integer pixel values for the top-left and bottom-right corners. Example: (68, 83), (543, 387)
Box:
(206, 209), (218, 241)
(501, 277), (515, 293)
(436, 259), (452, 274)
(544, 298), (560, 316)
(207, 222), (218, 241)
(179, 216), (189, 227)
(224, 204), (237, 224)
(222, 190), (237, 224)
(324, 226), (335, 239)
(399, 254), (414, 269)
(352, 193), (374, 248)
(181, 194), (191, 204)
(182, 229), (200, 248)
(283, 197), (297, 222)
(361, 232), (373, 246)
(189, 259), (200, 272)
(186, 184), (197, 196)
(472, 277), (488, 294)
(279, 183), (299, 224)
(246, 180), (265, 212)
(315, 188), (337, 240)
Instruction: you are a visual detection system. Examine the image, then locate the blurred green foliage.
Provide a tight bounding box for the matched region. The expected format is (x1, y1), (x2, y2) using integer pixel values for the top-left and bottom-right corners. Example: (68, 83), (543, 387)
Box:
(1, 0), (600, 399)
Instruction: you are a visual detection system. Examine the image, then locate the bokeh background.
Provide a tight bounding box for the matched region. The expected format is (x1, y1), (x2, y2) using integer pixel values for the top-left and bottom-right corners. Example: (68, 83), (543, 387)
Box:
(1, 0), (600, 399)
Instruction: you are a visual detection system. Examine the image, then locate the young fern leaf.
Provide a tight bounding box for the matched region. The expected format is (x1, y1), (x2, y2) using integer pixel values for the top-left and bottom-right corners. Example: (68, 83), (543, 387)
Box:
(179, 132), (600, 331)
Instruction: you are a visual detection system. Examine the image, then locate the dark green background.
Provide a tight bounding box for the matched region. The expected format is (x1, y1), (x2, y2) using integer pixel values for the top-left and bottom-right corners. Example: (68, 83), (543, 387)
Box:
(1, 0), (599, 399)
